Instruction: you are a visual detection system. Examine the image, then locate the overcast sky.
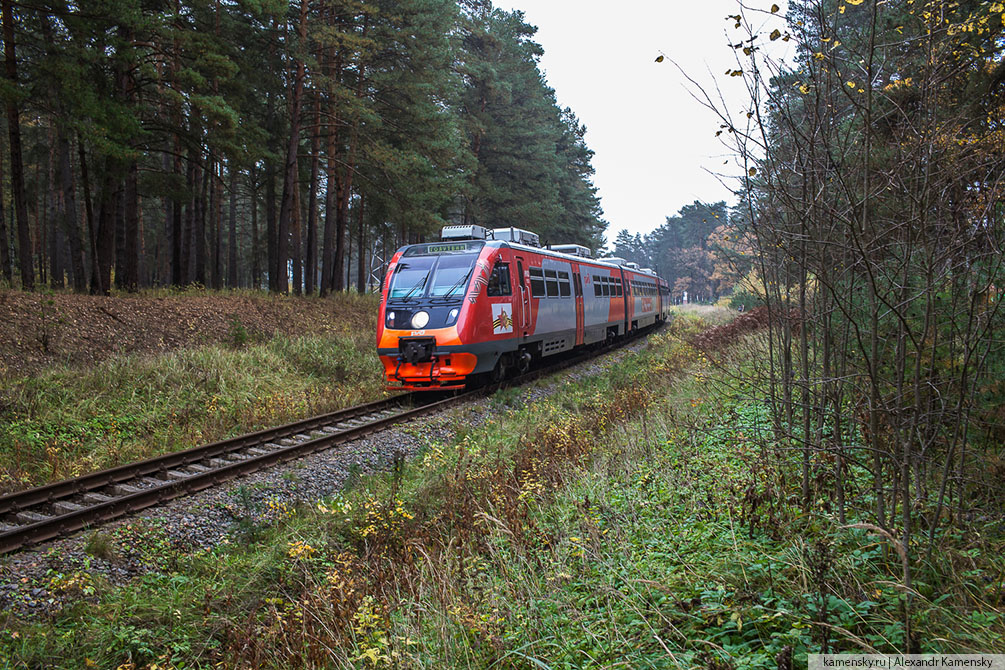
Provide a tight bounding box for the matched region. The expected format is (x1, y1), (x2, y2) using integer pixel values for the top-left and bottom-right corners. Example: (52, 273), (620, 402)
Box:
(491, 1), (789, 245)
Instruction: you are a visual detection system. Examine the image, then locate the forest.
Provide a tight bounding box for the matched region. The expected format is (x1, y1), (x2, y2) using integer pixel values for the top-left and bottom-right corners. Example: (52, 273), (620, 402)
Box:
(708, 0), (1005, 649)
(0, 0), (606, 295)
(612, 200), (751, 305)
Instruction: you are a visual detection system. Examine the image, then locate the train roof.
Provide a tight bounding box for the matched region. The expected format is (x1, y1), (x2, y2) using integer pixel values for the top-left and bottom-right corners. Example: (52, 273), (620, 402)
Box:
(487, 240), (660, 276)
(402, 226), (663, 280)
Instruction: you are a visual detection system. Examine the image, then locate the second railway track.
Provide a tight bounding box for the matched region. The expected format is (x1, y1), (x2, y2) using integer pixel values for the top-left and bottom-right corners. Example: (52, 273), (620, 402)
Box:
(0, 327), (657, 555)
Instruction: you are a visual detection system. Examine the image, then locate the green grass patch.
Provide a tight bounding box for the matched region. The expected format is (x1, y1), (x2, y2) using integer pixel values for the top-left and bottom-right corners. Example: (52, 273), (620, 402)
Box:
(0, 303), (384, 492)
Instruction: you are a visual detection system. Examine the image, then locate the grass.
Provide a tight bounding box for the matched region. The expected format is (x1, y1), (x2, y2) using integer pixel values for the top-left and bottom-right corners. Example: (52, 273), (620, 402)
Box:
(1, 309), (1002, 669)
(0, 293), (384, 492)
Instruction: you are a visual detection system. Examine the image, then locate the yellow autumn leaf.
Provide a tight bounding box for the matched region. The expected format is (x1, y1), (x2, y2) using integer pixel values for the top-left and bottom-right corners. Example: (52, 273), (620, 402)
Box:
(771, 3), (780, 13)
(770, 28), (782, 40)
(799, 84), (811, 94)
(840, 5), (846, 13)
(813, 52), (825, 60)
(847, 80), (856, 87)
(748, 167), (758, 176)
(655, 54), (664, 62)
(846, 0), (863, 4)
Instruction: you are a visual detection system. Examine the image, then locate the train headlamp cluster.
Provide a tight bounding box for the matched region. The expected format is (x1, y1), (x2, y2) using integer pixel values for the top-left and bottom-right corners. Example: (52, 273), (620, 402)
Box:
(411, 311), (430, 329)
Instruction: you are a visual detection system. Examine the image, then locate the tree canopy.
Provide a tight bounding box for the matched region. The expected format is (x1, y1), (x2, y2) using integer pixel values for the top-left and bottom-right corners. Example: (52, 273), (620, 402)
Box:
(0, 0), (607, 294)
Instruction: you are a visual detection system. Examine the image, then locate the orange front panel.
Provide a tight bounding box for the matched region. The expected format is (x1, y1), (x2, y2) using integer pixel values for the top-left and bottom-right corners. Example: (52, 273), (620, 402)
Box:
(381, 352), (478, 390)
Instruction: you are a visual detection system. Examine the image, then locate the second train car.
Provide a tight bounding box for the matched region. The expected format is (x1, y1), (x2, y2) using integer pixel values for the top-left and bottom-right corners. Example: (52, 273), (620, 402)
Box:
(376, 225), (670, 391)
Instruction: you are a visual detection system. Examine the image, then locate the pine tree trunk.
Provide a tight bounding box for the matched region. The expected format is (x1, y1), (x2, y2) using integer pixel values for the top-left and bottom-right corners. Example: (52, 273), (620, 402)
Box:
(114, 176), (126, 290)
(291, 172), (302, 295)
(93, 163), (118, 296)
(123, 162), (139, 291)
(211, 159), (222, 290)
(320, 121), (337, 297)
(305, 94), (320, 295)
(327, 26), (345, 294)
(171, 139), (184, 286)
(3, 0), (33, 290)
(356, 191), (366, 293)
(78, 140), (102, 294)
(228, 164), (238, 288)
(47, 126), (64, 289)
(181, 156), (194, 285)
(195, 152), (207, 286)
(58, 135), (86, 292)
(266, 157), (277, 291)
(276, 0), (309, 294)
(0, 130), (10, 284)
(250, 166), (261, 289)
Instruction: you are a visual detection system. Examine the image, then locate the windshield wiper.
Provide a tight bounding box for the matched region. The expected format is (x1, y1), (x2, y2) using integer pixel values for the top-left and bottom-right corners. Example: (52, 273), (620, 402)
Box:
(435, 269), (473, 301)
(394, 275), (428, 303)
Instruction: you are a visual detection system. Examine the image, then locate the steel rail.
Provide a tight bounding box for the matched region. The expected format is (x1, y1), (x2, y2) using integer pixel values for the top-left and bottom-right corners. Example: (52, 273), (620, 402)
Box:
(0, 323), (659, 555)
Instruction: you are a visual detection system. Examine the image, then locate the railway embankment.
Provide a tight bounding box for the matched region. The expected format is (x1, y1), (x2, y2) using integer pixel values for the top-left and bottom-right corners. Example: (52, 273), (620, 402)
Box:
(0, 290), (384, 494)
(1, 305), (1002, 667)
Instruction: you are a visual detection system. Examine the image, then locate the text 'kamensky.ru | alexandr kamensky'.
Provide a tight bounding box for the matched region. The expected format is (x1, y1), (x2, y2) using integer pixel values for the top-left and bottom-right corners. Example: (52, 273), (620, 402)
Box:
(819, 657), (999, 670)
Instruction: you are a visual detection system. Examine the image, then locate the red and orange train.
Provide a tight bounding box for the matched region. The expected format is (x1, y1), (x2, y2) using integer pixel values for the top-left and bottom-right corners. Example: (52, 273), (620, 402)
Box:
(376, 225), (670, 391)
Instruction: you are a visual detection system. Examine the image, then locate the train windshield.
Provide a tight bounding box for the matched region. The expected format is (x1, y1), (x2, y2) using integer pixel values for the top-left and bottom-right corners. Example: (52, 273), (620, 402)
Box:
(387, 253), (479, 302)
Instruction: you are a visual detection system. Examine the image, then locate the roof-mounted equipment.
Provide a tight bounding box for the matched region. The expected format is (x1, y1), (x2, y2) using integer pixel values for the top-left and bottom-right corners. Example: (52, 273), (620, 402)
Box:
(492, 227), (540, 247)
(550, 244), (592, 258)
(598, 256), (628, 266)
(441, 225), (488, 241)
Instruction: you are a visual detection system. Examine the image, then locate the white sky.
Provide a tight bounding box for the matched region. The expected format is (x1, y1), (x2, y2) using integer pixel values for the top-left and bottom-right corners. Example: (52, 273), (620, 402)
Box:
(492, 1), (789, 245)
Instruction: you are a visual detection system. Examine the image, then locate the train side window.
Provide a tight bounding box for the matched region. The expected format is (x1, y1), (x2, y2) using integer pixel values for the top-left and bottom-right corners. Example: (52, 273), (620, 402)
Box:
(594, 277), (601, 297)
(616, 281), (623, 297)
(529, 267), (545, 297)
(487, 261), (511, 296)
(544, 269), (559, 297)
(601, 278), (610, 297)
(558, 271), (571, 297)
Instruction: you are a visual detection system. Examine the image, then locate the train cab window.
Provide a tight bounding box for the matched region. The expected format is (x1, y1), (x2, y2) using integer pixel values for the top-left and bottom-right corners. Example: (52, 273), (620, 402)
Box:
(573, 272), (582, 297)
(487, 261), (512, 296)
(558, 271), (571, 297)
(544, 269), (559, 297)
(615, 281), (622, 297)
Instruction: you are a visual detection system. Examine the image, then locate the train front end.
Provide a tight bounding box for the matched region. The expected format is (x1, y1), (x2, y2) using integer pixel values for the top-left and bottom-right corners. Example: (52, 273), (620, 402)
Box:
(376, 234), (488, 391)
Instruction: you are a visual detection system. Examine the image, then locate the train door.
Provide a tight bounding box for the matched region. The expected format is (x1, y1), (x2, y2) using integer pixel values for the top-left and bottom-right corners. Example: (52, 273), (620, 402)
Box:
(573, 267), (584, 346)
(619, 269), (630, 334)
(516, 257), (530, 335)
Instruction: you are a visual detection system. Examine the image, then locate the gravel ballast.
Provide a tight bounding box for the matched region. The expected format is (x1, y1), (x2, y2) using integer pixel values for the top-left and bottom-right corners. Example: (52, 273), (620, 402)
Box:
(0, 338), (650, 618)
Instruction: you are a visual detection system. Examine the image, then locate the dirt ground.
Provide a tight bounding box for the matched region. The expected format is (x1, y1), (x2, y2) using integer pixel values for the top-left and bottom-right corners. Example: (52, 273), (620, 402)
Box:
(0, 290), (376, 381)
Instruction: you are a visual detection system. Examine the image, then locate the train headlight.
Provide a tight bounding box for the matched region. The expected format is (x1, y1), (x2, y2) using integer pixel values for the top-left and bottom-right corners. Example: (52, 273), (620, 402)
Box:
(447, 308), (459, 325)
(386, 311), (396, 328)
(411, 311), (430, 329)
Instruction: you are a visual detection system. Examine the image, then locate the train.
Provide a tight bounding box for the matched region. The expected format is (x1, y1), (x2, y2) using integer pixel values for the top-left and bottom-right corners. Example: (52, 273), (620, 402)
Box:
(376, 225), (671, 391)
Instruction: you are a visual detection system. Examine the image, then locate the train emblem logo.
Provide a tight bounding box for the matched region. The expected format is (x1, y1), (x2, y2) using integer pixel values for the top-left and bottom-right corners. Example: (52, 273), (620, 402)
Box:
(492, 303), (514, 334)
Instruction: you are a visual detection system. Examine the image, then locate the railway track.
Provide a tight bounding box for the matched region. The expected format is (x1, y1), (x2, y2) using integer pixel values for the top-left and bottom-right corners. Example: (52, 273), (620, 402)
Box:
(0, 327), (658, 555)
